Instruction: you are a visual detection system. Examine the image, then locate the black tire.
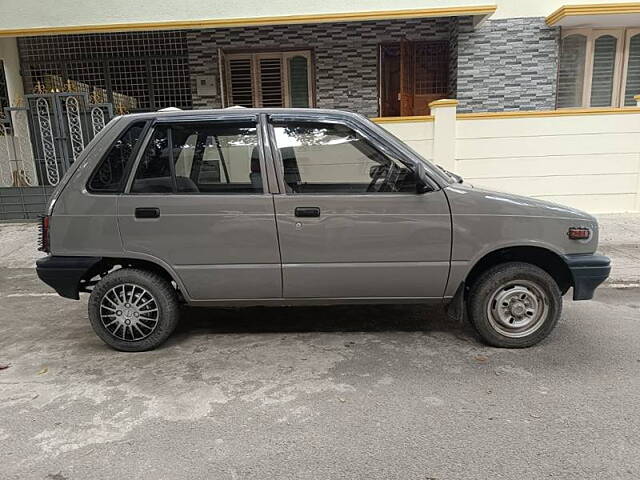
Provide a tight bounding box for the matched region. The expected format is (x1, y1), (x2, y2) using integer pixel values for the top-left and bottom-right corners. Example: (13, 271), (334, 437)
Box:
(88, 268), (179, 352)
(467, 262), (562, 348)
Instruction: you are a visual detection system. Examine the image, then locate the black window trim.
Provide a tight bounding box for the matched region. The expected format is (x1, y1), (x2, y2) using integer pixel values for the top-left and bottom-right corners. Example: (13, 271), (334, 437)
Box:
(122, 115), (269, 195)
(86, 119), (151, 195)
(267, 113), (435, 196)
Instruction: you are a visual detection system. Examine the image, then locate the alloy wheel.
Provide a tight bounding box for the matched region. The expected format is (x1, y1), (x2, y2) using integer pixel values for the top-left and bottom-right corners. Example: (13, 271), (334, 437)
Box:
(99, 283), (160, 341)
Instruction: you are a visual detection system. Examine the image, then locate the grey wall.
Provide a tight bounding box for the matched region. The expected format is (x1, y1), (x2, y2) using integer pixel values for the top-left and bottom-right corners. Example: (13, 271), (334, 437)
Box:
(456, 17), (559, 113)
(187, 18), (455, 117)
(188, 16), (559, 116)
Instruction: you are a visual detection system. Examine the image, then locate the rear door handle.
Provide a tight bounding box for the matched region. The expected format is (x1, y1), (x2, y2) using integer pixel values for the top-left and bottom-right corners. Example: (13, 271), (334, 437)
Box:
(295, 207), (320, 218)
(135, 207), (160, 219)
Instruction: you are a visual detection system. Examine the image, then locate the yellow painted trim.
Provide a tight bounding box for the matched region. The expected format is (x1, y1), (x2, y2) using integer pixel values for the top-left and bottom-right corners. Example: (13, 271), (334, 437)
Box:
(372, 107), (640, 123)
(546, 2), (640, 26)
(457, 107), (640, 120)
(372, 115), (434, 123)
(0, 5), (497, 37)
(428, 99), (459, 108)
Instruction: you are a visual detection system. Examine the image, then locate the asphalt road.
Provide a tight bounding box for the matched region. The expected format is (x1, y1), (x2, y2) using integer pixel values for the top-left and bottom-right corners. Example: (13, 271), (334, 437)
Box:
(1, 267), (639, 480)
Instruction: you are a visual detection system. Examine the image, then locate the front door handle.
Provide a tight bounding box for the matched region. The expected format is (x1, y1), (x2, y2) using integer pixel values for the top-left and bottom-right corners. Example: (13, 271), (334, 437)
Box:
(294, 207), (320, 218)
(135, 207), (160, 219)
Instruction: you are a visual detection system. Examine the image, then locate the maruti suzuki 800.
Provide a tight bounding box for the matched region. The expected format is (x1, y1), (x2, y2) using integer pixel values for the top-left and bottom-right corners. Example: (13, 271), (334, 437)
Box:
(36, 109), (610, 351)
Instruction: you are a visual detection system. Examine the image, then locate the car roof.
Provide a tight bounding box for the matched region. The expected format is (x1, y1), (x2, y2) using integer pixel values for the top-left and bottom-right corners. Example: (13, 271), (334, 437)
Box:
(121, 107), (366, 122)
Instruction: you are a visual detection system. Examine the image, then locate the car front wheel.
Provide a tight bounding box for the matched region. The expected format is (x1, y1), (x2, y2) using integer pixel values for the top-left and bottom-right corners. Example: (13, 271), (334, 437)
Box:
(467, 262), (562, 348)
(88, 268), (180, 352)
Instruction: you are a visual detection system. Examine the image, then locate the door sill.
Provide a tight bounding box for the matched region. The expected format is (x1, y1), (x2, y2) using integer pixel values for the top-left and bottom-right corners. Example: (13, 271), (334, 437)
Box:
(186, 296), (448, 307)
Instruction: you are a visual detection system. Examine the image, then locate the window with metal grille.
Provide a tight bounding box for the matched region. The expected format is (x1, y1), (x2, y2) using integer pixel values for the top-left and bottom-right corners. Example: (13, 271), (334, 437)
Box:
(379, 41), (450, 117)
(223, 51), (313, 108)
(18, 31), (192, 112)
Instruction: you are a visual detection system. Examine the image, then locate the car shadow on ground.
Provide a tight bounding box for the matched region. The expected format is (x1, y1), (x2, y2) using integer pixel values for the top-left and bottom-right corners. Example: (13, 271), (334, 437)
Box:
(174, 303), (473, 337)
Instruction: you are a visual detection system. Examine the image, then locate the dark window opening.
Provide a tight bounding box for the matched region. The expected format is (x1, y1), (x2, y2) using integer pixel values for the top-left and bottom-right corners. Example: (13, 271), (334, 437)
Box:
(0, 61), (9, 120)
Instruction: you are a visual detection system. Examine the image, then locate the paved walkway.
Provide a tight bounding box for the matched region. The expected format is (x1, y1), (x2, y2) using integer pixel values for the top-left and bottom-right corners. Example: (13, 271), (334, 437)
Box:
(597, 214), (640, 284)
(1, 214), (639, 282)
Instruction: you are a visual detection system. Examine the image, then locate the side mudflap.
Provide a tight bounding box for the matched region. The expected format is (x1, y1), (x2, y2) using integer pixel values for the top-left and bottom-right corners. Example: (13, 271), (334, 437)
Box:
(446, 282), (466, 322)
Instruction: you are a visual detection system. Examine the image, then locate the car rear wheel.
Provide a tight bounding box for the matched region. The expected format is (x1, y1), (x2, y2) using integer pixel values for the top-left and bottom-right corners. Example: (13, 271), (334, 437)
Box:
(467, 262), (562, 348)
(88, 268), (179, 352)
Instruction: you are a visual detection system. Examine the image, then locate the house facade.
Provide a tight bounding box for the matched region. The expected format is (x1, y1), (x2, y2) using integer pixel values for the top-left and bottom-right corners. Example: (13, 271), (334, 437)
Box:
(2, 1), (639, 117)
(0, 1), (640, 217)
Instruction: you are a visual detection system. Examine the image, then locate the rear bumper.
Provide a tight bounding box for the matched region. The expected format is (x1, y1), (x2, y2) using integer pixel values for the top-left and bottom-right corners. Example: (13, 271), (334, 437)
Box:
(36, 256), (101, 300)
(564, 254), (611, 301)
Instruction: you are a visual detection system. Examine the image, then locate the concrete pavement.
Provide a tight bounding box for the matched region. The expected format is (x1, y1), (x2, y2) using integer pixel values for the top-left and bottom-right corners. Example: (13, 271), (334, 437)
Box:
(0, 267), (639, 479)
(596, 214), (640, 284)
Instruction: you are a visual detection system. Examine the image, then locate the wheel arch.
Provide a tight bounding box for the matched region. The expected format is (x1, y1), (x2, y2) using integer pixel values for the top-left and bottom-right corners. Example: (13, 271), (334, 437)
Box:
(80, 256), (188, 301)
(464, 246), (573, 296)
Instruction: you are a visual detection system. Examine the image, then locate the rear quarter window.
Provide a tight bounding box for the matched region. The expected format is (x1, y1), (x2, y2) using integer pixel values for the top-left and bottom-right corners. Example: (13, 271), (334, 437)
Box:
(88, 121), (147, 193)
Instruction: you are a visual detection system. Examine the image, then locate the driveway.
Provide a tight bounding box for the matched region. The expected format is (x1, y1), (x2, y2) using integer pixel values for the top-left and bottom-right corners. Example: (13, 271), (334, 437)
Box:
(1, 264), (639, 479)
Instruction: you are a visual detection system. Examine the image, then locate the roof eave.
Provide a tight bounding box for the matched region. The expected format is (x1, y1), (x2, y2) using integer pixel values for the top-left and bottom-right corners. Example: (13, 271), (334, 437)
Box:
(0, 5), (497, 37)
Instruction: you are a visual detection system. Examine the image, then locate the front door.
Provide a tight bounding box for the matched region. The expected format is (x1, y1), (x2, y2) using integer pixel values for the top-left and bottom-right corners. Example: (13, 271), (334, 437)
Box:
(117, 117), (281, 301)
(380, 41), (450, 117)
(268, 115), (451, 299)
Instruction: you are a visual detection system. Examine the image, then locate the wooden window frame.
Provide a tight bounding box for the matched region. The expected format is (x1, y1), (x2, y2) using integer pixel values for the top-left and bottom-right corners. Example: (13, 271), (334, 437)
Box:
(621, 28), (640, 106)
(221, 50), (314, 108)
(560, 27), (632, 108)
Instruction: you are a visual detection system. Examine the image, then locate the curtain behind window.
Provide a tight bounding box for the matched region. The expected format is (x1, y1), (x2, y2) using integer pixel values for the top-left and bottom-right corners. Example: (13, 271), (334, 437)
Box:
(557, 34), (587, 108)
(624, 34), (640, 106)
(590, 35), (617, 107)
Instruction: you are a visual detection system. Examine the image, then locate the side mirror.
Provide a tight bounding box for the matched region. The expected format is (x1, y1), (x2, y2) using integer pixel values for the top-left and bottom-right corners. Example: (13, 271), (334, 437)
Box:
(414, 162), (433, 194)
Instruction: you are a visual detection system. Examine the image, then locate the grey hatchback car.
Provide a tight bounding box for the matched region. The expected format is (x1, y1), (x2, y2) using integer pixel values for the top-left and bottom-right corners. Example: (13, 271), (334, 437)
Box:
(36, 108), (610, 351)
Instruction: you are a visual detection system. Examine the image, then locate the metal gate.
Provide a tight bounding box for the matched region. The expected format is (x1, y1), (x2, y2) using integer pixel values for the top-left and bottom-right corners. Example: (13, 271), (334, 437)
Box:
(0, 89), (113, 219)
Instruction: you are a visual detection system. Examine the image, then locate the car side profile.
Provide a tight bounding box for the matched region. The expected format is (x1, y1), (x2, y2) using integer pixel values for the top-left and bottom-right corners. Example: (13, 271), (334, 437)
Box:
(36, 108), (611, 351)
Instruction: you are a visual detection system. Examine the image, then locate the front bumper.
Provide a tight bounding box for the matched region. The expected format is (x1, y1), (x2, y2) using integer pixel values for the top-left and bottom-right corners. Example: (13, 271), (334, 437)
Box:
(36, 256), (102, 300)
(564, 254), (611, 301)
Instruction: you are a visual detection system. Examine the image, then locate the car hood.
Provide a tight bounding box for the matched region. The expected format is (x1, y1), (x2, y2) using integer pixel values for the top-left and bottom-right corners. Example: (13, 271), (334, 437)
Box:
(444, 183), (599, 258)
(444, 183), (596, 222)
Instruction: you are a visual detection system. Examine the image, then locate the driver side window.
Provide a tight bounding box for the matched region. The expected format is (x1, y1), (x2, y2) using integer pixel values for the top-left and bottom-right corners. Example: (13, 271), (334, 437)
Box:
(271, 121), (417, 194)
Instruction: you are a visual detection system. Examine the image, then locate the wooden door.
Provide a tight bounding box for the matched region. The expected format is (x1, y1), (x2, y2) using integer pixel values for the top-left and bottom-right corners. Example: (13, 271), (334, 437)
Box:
(380, 41), (450, 117)
(399, 39), (415, 116)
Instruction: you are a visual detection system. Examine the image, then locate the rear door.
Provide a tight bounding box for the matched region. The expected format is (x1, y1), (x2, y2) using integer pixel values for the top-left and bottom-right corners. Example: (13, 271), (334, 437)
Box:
(267, 114), (451, 299)
(117, 115), (282, 301)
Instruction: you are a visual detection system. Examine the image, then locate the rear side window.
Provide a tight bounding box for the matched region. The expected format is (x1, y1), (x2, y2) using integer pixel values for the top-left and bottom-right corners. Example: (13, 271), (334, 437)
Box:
(130, 121), (262, 194)
(88, 122), (146, 193)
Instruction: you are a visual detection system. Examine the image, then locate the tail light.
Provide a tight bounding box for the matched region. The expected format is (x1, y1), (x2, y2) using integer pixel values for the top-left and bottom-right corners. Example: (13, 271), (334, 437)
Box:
(38, 215), (50, 253)
(567, 227), (591, 240)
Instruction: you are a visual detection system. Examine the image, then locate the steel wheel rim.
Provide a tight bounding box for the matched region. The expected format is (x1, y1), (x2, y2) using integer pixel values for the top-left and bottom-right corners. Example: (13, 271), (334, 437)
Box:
(99, 283), (159, 341)
(486, 279), (549, 338)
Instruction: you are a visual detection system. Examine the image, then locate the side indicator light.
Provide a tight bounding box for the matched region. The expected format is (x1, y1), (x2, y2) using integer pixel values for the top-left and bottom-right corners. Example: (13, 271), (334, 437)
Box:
(567, 227), (591, 240)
